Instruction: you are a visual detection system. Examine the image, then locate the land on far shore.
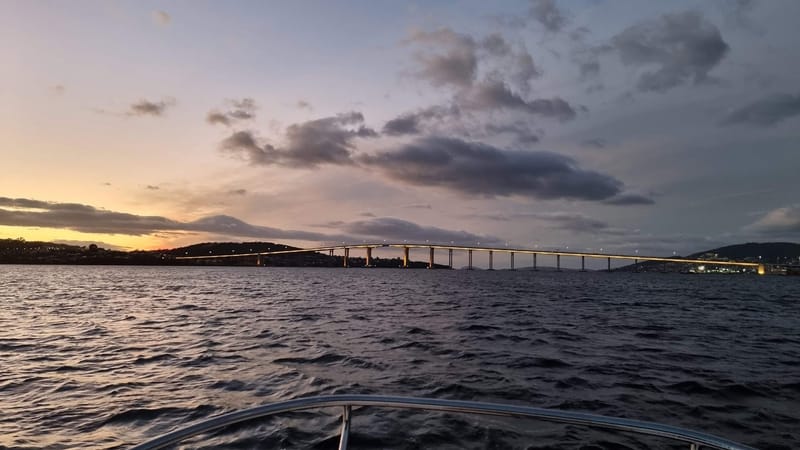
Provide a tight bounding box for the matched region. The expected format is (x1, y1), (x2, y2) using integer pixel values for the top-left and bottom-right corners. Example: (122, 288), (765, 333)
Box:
(1, 238), (798, 272)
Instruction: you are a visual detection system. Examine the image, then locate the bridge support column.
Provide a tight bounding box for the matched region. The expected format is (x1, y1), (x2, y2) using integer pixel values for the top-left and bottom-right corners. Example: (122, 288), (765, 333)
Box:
(489, 251), (494, 270)
(428, 247), (434, 269)
(256, 254), (263, 266)
(757, 264), (766, 275)
(557, 254), (561, 271)
(510, 252), (515, 270)
(403, 247), (409, 268)
(468, 250), (473, 270)
(607, 257), (611, 272)
(365, 248), (372, 267)
(581, 256), (585, 272)
(448, 249), (453, 269)
(634, 259), (638, 272)
(533, 253), (537, 271)
(343, 248), (349, 268)
(329, 249), (334, 256)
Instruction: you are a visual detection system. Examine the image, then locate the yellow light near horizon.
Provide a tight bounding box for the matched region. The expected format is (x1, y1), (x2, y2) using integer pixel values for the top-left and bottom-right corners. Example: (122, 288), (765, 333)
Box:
(0, 226), (162, 251)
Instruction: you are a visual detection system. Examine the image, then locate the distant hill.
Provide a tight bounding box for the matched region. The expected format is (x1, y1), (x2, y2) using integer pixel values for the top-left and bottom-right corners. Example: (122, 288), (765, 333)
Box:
(618, 242), (800, 272)
(0, 239), (444, 268)
(687, 242), (800, 263)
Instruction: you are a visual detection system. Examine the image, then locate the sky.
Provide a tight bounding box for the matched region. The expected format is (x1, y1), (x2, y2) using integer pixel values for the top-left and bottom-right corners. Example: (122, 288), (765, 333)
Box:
(2, 0), (800, 262)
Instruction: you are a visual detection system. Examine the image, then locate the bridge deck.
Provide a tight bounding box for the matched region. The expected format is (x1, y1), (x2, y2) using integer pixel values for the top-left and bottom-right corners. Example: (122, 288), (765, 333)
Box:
(174, 243), (760, 268)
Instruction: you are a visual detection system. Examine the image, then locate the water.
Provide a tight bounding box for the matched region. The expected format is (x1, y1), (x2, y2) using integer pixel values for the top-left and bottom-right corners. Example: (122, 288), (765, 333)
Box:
(0, 266), (798, 449)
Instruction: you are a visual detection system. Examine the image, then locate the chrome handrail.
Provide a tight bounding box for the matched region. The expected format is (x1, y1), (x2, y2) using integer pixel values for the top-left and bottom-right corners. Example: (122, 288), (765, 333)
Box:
(129, 394), (757, 450)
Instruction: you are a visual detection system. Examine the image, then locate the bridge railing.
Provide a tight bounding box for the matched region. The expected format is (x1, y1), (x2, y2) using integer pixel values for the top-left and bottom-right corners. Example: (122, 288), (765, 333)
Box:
(129, 395), (755, 450)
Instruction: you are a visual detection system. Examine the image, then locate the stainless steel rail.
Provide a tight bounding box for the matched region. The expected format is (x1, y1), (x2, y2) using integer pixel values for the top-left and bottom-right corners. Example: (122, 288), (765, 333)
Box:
(129, 394), (757, 450)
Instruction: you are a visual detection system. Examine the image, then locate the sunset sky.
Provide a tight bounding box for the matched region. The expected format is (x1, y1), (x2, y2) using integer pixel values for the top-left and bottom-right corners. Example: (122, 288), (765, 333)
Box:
(2, 0), (799, 258)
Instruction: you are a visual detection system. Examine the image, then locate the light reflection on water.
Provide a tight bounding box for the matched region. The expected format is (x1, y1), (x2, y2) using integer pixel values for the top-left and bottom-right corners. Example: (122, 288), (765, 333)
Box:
(0, 265), (798, 449)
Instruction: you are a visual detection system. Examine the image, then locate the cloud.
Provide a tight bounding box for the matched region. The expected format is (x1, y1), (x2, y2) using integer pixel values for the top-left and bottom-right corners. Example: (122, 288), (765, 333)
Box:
(512, 51), (541, 90)
(529, 0), (568, 33)
(528, 212), (610, 233)
(406, 28), (478, 87)
(746, 204), (800, 235)
(219, 112), (377, 168)
(128, 97), (176, 117)
(458, 80), (576, 120)
(340, 217), (501, 244)
(0, 197), (501, 246)
(484, 123), (540, 144)
(227, 189), (247, 196)
(296, 100), (313, 111)
(381, 104), (460, 136)
(481, 33), (512, 56)
(146, 185), (159, 190)
(359, 136), (635, 202)
(720, 93), (800, 126)
(581, 138), (607, 149)
(602, 193), (655, 206)
(50, 85), (66, 96)
(206, 98), (257, 126)
(0, 196), (347, 240)
(610, 11), (729, 92)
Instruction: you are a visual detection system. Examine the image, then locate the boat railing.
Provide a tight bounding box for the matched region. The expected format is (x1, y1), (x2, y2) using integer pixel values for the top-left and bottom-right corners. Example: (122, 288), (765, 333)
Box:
(129, 394), (757, 450)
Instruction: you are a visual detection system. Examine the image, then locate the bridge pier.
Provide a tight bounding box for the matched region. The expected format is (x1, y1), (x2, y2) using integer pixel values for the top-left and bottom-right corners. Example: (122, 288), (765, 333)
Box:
(557, 254), (561, 271)
(402, 247), (409, 268)
(448, 249), (453, 269)
(533, 253), (537, 271)
(510, 252), (515, 270)
(256, 254), (263, 266)
(428, 247), (434, 269)
(329, 249), (334, 256)
(468, 250), (473, 270)
(607, 257), (611, 272)
(634, 258), (638, 272)
(365, 248), (372, 267)
(343, 248), (350, 268)
(581, 256), (585, 272)
(489, 251), (493, 270)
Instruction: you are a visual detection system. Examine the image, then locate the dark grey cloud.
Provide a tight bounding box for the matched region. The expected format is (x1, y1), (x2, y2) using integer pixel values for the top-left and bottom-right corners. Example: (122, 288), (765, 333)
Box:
(128, 97), (176, 116)
(610, 11), (729, 92)
(0, 196), (349, 240)
(720, 93), (800, 126)
(382, 105), (460, 136)
(603, 193), (656, 206)
(513, 52), (542, 89)
(206, 98), (257, 126)
(220, 112), (377, 168)
(529, 0), (568, 33)
(0, 196), (184, 235)
(482, 33), (512, 57)
(746, 204), (800, 235)
(407, 28), (478, 88)
(529, 212), (609, 233)
(341, 217), (501, 244)
(458, 80), (576, 121)
(360, 136), (637, 202)
(0, 197), (501, 245)
(484, 123), (540, 144)
(581, 138), (607, 149)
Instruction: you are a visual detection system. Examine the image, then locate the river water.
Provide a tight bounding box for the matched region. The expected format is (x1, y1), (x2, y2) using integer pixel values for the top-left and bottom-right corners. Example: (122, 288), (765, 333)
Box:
(0, 266), (798, 449)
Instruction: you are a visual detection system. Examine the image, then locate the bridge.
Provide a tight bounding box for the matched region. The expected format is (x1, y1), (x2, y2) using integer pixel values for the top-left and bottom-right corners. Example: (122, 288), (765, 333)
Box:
(175, 243), (766, 274)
